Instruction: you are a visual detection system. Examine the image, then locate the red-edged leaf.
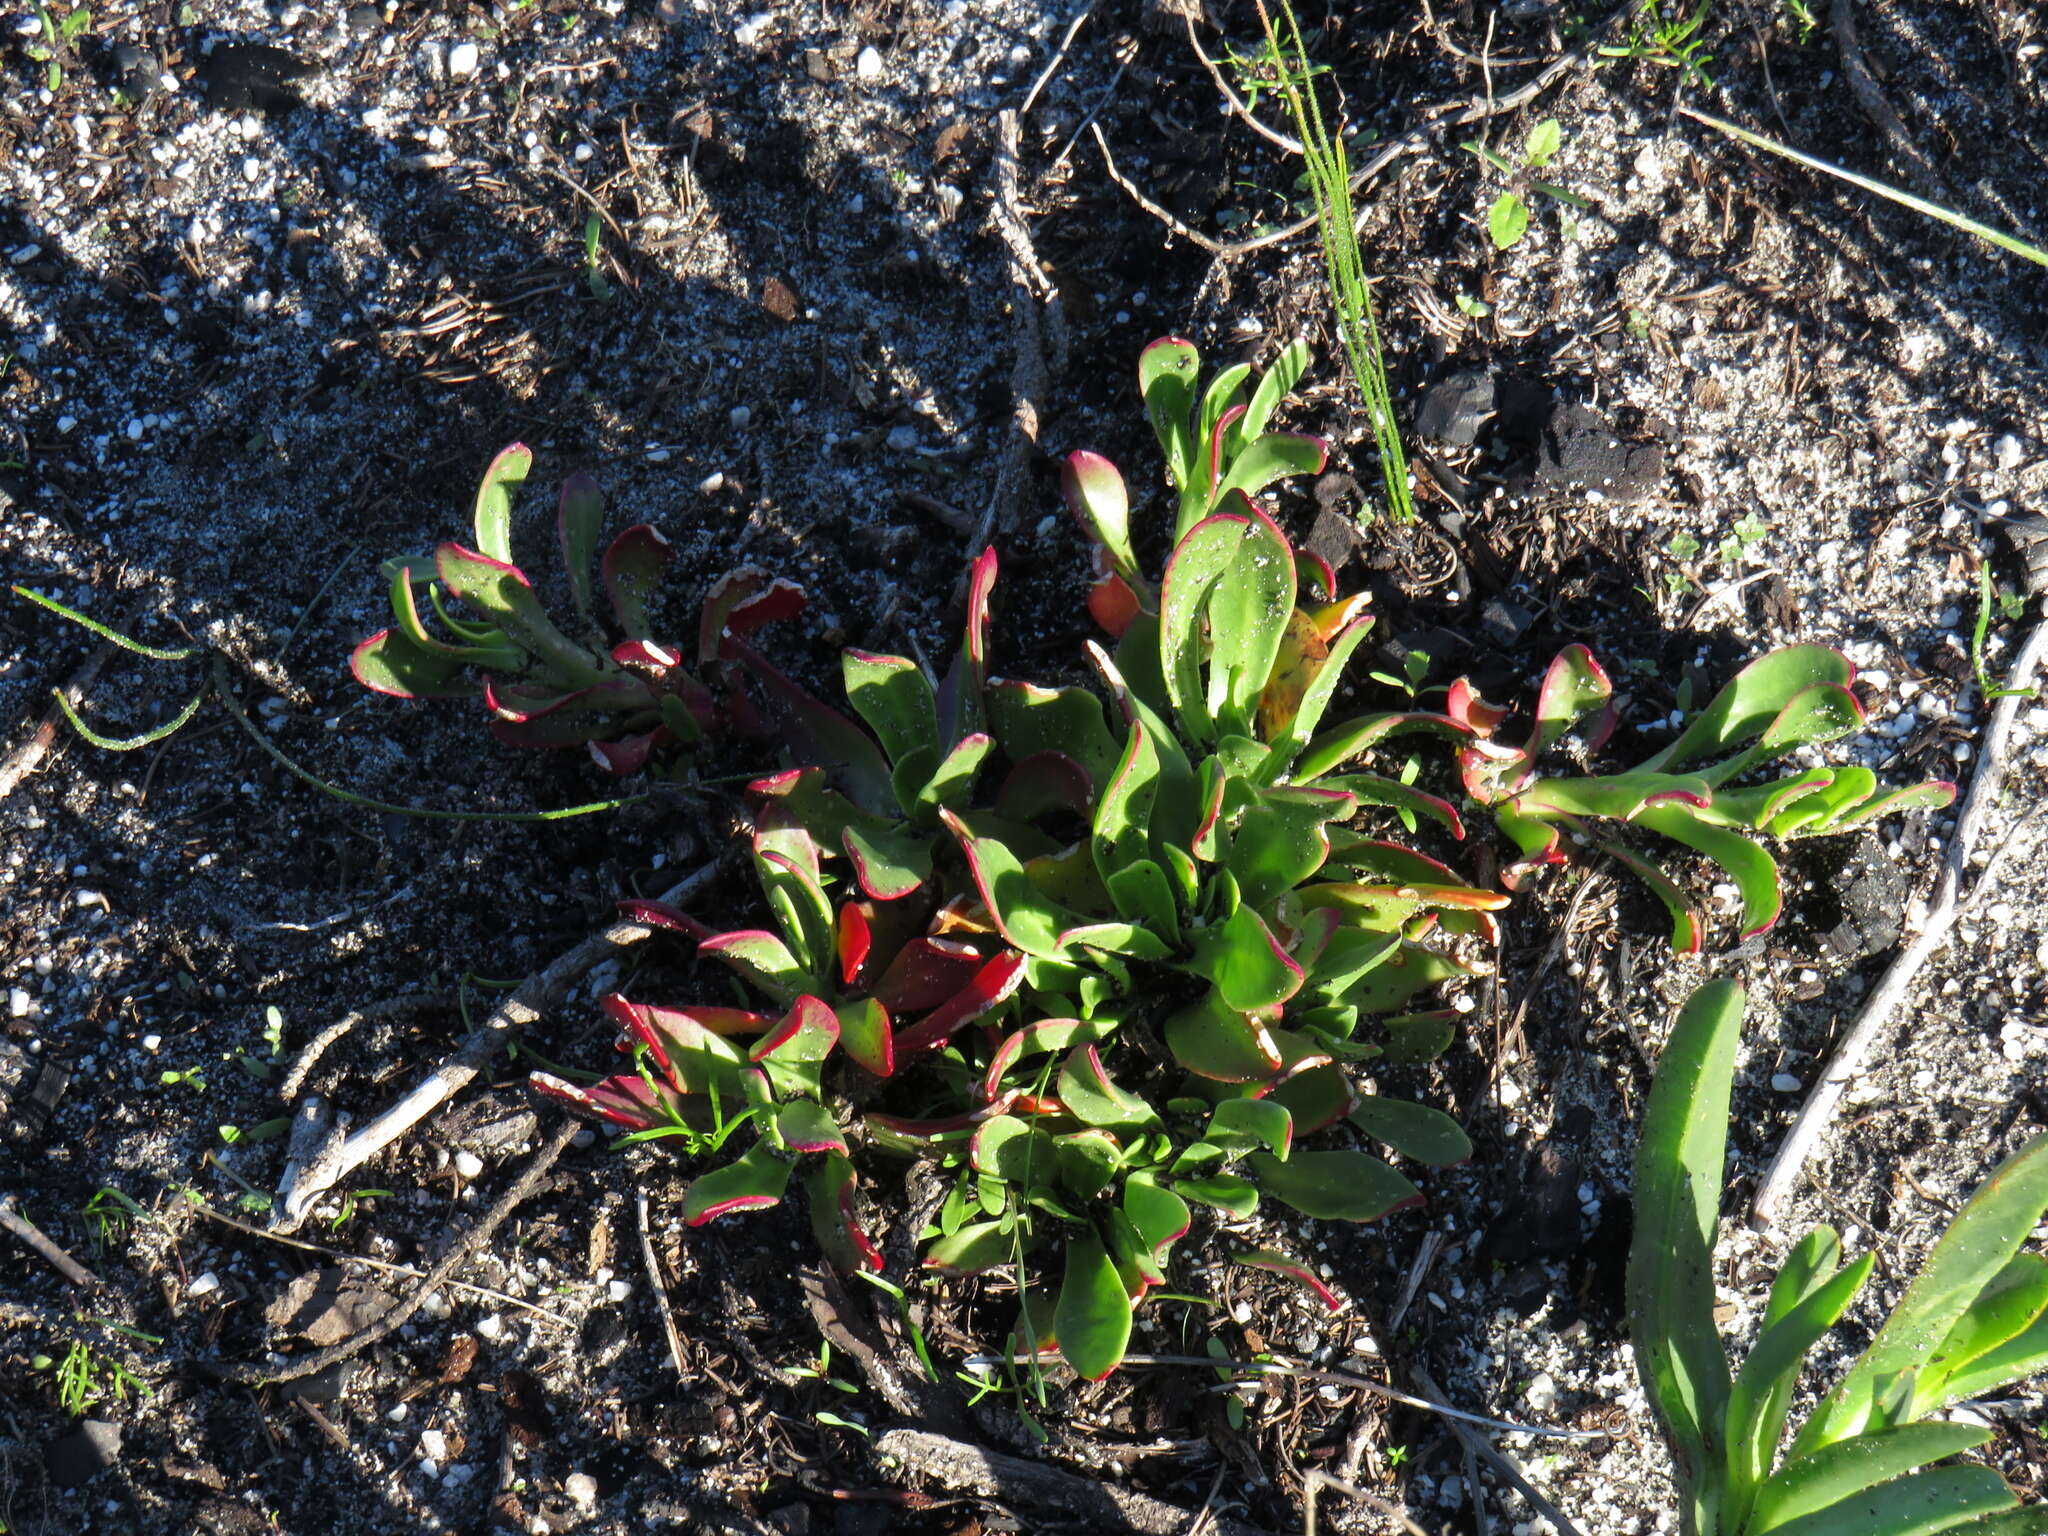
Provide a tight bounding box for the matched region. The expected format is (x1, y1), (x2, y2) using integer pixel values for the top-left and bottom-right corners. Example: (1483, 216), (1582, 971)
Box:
(1445, 677), (1509, 735)
(893, 952), (1029, 1063)
(1164, 990), (1284, 1082)
(775, 1100), (849, 1155)
(1088, 568), (1143, 638)
(699, 567), (804, 666)
(997, 751), (1097, 824)
(936, 546), (997, 748)
(1057, 1043), (1159, 1129)
(683, 1142), (794, 1225)
(750, 994), (840, 1065)
(981, 1018), (1105, 1102)
(837, 902), (871, 987)
(699, 929), (811, 1003)
(1062, 450), (1141, 585)
(436, 542), (603, 682)
(527, 1069), (676, 1131)
(349, 629), (476, 699)
(618, 899), (714, 940)
(1597, 839), (1703, 954)
(556, 470), (604, 621)
(835, 996), (894, 1077)
(807, 1154), (884, 1273)
(602, 525), (673, 640)
(1234, 1249), (1345, 1312)
(587, 729), (669, 775)
(724, 635), (896, 814)
(871, 936), (987, 1014)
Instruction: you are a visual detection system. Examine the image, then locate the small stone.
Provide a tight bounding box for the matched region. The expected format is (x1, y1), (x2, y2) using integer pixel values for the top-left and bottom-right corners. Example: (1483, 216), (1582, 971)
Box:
(46, 1421), (122, 1489)
(565, 1472), (599, 1510)
(446, 40), (479, 78)
(886, 424), (920, 452)
(475, 1314), (506, 1341)
(699, 471), (725, 495)
(418, 1429), (448, 1462)
(8, 988), (32, 1018)
(142, 1034), (162, 1052)
(453, 1149), (484, 1179)
(855, 45), (884, 80)
(606, 1279), (633, 1303)
(729, 405), (751, 430)
(1993, 434), (2025, 472)
(188, 1272), (221, 1298)
(1771, 1072), (1802, 1093)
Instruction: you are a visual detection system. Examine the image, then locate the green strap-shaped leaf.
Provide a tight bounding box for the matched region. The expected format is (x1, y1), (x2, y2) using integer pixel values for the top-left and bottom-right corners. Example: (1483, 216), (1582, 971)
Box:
(1749, 1425), (1995, 1535)
(1941, 1509), (2048, 1536)
(1793, 1136), (2048, 1456)
(436, 544), (607, 684)
(1752, 1467), (2014, 1536)
(1922, 1254), (2048, 1403)
(1159, 513), (1250, 742)
(1094, 715), (1162, 886)
(1228, 784), (1352, 909)
(843, 649), (939, 770)
(1213, 432), (1326, 512)
(1595, 839), (1703, 955)
(350, 629), (478, 700)
(472, 442), (533, 565)
(1936, 1307), (2048, 1407)
(1173, 1173), (1260, 1218)
(1056, 1229), (1133, 1380)
(1104, 860), (1180, 942)
(1061, 451), (1141, 586)
(925, 1220), (1018, 1275)
(1209, 1098), (1294, 1159)
(1057, 1044), (1159, 1130)
(1628, 979), (1743, 1536)
(912, 732), (993, 820)
(1725, 1251), (1878, 1523)
(1197, 363), (1252, 488)
(556, 472), (604, 623)
(1702, 683), (1866, 788)
(1203, 502), (1297, 740)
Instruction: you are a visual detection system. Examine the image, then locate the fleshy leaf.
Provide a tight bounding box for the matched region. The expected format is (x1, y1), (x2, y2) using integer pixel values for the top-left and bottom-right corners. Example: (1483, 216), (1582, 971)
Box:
(1233, 1248), (1343, 1312)
(1056, 1229), (1133, 1380)
(775, 1100), (849, 1155)
(556, 471), (604, 622)
(350, 629), (476, 699)
(1057, 1044), (1160, 1130)
(836, 996), (894, 1078)
(600, 525), (674, 642)
(683, 1142), (794, 1225)
(1062, 450), (1141, 587)
(986, 678), (1121, 791)
(1247, 1149), (1421, 1221)
(844, 649), (940, 770)
(1138, 336), (1202, 494)
(924, 1220), (1016, 1274)
(471, 442), (532, 565)
(1640, 645), (1855, 775)
(436, 544), (606, 683)
(1348, 1097), (1471, 1165)
(807, 1154), (884, 1273)
(1635, 804), (1785, 940)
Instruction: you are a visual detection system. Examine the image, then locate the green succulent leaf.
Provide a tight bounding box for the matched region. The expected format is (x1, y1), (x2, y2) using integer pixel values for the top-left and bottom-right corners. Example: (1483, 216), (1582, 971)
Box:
(1164, 990), (1284, 1082)
(987, 678), (1122, 792)
(350, 628), (478, 700)
(1747, 1467), (2016, 1536)
(436, 544), (607, 684)
(1247, 1148), (1420, 1222)
(1212, 432), (1327, 511)
(1635, 804), (1785, 940)
(1139, 337), (1202, 495)
(556, 472), (604, 623)
(1057, 1044), (1160, 1130)
(1348, 1097), (1471, 1166)
(1123, 1175), (1192, 1265)
(1188, 902), (1304, 1013)
(1062, 450), (1141, 586)
(1095, 714), (1163, 882)
(1237, 339), (1311, 446)
(1641, 645), (1854, 775)
(925, 1220), (1018, 1275)
(1597, 839), (1704, 954)
(1748, 1424), (1996, 1536)
(1173, 1173), (1260, 1218)
(1056, 1229), (1134, 1380)
(1229, 785), (1354, 908)
(972, 1115), (1062, 1185)
(683, 1141), (795, 1225)
(843, 649), (940, 770)
(774, 1100), (848, 1155)
(472, 442), (533, 565)
(1706, 682), (1866, 787)
(1209, 1098), (1294, 1160)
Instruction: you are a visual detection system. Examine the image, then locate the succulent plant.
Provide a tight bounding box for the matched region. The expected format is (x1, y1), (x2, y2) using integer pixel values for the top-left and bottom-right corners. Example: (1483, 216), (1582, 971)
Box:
(351, 444), (804, 774)
(1450, 645), (1958, 951)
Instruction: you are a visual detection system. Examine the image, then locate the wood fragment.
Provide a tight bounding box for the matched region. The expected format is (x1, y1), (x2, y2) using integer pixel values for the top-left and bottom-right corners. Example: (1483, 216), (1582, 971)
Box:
(874, 1428), (1280, 1536)
(273, 861), (723, 1229)
(1829, 0), (1948, 201)
(0, 1192), (102, 1289)
(1751, 615), (2048, 1227)
(0, 640), (112, 805)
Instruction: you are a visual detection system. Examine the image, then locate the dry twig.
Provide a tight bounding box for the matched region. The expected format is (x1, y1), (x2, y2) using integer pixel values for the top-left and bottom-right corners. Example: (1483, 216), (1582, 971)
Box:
(223, 1117), (581, 1385)
(274, 861), (724, 1229)
(0, 1193), (102, 1289)
(1750, 614), (2048, 1227)
(1829, 0), (1948, 201)
(0, 641), (112, 804)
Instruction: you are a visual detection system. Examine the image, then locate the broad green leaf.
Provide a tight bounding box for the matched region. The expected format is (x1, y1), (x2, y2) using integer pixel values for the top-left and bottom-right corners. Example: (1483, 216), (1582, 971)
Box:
(843, 649), (940, 769)
(1796, 1136), (2048, 1451)
(1228, 784), (1353, 909)
(1173, 1173), (1261, 1219)
(1525, 117), (1563, 168)
(471, 442), (532, 565)
(1704, 683), (1866, 787)
(349, 628), (476, 700)
(1248, 1148), (1419, 1221)
(987, 678), (1121, 791)
(1923, 1254), (2048, 1400)
(972, 1115), (1061, 1185)
(1203, 502), (1297, 739)
(1943, 1511), (2048, 1536)
(1197, 363), (1253, 489)
(1488, 192), (1529, 249)
(1380, 1010), (1457, 1061)
(1104, 860), (1180, 942)
(806, 1154), (881, 1273)
(1164, 990), (1283, 1082)
(1139, 337), (1202, 494)
(1753, 1467), (2014, 1536)
(683, 1141), (793, 1224)
(1209, 1098), (1294, 1160)
(1056, 1130), (1124, 1203)
(1056, 1229), (1133, 1379)
(1187, 902), (1304, 1012)
(925, 1220), (1017, 1274)
(835, 997), (894, 1078)
(1349, 1097), (1471, 1165)
(1212, 432), (1326, 512)
(699, 929), (812, 1004)
(1349, 944), (1469, 1014)
(1123, 1175), (1191, 1264)
(1088, 639), (1200, 847)
(1726, 1251), (1878, 1520)
(1515, 771), (1714, 822)
(841, 821), (931, 902)
(942, 809), (1095, 960)
(1628, 979), (1743, 1534)
(913, 732), (993, 819)
(1160, 513), (1250, 742)
(1749, 1425), (1994, 1535)
(774, 1100), (848, 1155)
(1641, 646), (1855, 775)
(1057, 1044), (1159, 1130)
(1636, 805), (1784, 940)
(1525, 644), (1613, 762)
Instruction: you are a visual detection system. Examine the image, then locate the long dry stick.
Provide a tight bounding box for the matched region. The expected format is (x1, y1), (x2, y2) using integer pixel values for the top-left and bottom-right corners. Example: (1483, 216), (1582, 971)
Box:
(1751, 614), (2048, 1227)
(0, 1193), (102, 1289)
(225, 1116), (580, 1385)
(275, 861), (724, 1229)
(0, 640), (112, 804)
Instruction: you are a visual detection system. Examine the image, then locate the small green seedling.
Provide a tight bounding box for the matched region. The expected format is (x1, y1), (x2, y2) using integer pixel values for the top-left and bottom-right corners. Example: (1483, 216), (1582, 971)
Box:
(1601, 0), (1716, 86)
(80, 1187), (144, 1253)
(583, 211), (612, 302)
(160, 1066), (207, 1092)
(1463, 119), (1589, 250)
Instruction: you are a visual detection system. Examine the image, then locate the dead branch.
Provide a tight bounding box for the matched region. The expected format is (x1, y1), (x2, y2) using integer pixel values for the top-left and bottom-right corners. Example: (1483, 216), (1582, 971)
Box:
(1750, 613), (2048, 1227)
(274, 860), (724, 1229)
(1829, 0), (1948, 201)
(0, 1193), (102, 1289)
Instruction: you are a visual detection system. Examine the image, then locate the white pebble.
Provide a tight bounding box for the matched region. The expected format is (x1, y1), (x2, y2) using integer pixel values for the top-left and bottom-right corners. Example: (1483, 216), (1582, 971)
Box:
(418, 1429), (448, 1461)
(856, 45), (883, 80)
(565, 1472), (599, 1510)
(607, 1279), (633, 1303)
(446, 40), (479, 79)
(453, 1149), (484, 1179)
(475, 1314), (505, 1341)
(188, 1272), (221, 1298)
